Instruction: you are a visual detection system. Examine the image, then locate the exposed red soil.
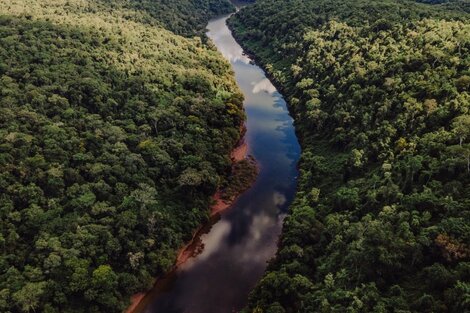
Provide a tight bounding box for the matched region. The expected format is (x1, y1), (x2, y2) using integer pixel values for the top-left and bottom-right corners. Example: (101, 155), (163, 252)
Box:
(210, 140), (248, 216)
(125, 294), (145, 313)
(231, 140), (248, 163)
(125, 131), (252, 313)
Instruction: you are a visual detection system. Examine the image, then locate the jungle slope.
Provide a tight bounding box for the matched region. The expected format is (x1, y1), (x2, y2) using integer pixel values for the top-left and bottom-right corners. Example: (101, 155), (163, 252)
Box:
(0, 0), (244, 312)
(229, 0), (470, 312)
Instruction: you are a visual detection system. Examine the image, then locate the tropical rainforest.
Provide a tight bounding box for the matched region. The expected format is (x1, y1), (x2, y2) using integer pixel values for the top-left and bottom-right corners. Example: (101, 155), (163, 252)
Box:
(229, 0), (470, 312)
(2, 0), (470, 312)
(0, 0), (243, 312)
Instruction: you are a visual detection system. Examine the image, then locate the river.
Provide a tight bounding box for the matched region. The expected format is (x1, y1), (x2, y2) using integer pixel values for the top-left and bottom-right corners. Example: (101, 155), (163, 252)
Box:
(136, 5), (301, 313)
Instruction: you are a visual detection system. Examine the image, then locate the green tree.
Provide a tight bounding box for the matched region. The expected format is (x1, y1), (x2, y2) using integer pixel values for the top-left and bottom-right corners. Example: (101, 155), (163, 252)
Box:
(13, 282), (47, 313)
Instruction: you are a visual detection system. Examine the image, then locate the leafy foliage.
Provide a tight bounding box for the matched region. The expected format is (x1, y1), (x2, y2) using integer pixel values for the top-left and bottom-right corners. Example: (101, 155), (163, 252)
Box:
(97, 0), (235, 36)
(0, 0), (242, 312)
(229, 0), (470, 312)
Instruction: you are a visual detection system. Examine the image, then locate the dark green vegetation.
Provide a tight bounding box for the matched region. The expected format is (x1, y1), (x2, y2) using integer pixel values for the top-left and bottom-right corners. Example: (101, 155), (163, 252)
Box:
(0, 0), (244, 312)
(414, 0), (470, 14)
(98, 0), (235, 36)
(222, 156), (258, 202)
(229, 0), (470, 312)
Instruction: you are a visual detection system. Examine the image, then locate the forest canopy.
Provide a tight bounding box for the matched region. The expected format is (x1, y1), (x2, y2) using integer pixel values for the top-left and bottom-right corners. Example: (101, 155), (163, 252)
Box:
(229, 0), (470, 312)
(0, 0), (241, 312)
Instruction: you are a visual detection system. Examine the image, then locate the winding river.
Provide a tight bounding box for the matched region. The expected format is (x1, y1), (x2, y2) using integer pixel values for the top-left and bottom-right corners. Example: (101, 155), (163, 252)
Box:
(137, 5), (301, 313)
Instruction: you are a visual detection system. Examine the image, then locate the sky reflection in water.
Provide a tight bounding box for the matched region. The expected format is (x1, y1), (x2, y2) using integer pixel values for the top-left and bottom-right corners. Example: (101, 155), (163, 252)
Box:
(144, 12), (301, 313)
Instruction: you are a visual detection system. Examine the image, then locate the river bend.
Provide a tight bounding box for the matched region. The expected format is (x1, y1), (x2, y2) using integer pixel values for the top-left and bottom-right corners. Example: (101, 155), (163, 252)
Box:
(141, 9), (301, 313)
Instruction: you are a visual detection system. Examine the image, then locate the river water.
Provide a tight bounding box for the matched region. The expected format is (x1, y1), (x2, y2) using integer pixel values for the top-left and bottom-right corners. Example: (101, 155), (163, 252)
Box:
(140, 8), (301, 313)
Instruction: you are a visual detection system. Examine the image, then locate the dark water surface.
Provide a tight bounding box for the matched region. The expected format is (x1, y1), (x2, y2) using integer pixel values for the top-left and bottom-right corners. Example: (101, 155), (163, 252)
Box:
(142, 8), (301, 313)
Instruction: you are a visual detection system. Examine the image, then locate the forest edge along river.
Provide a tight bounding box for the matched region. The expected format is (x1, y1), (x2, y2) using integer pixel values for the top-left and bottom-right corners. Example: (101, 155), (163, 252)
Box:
(127, 3), (301, 313)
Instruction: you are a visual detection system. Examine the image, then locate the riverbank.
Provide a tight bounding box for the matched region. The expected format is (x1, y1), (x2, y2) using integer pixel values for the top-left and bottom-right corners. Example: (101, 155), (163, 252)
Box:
(125, 125), (258, 313)
(126, 6), (301, 312)
(212, 132), (259, 215)
(211, 138), (251, 216)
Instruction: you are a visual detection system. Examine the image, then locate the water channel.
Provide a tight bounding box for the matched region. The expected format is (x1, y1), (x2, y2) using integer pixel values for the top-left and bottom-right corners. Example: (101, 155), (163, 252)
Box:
(139, 5), (301, 313)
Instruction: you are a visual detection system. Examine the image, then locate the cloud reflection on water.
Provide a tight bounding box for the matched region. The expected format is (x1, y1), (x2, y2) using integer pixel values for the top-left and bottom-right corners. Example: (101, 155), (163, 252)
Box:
(206, 17), (251, 65)
(252, 78), (276, 94)
(146, 12), (301, 313)
(183, 220), (232, 268)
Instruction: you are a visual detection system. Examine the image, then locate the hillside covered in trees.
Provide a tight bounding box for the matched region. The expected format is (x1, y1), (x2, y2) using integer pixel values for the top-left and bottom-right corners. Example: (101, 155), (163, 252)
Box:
(229, 0), (470, 312)
(0, 0), (243, 312)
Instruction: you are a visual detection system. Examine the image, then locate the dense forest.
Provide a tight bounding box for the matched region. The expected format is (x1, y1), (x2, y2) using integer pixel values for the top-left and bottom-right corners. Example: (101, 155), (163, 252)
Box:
(0, 0), (243, 312)
(97, 0), (235, 36)
(229, 0), (470, 312)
